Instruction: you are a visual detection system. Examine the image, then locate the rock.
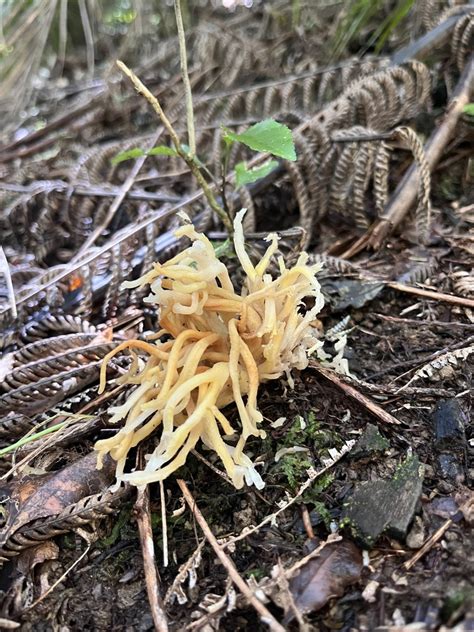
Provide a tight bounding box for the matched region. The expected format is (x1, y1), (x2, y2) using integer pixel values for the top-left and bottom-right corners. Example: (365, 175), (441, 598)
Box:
(406, 516), (425, 549)
(342, 455), (424, 548)
(350, 424), (389, 460)
(432, 399), (467, 484)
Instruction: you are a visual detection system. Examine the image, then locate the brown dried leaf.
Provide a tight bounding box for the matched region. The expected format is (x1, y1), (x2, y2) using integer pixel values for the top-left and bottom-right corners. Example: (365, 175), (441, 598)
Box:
(16, 540), (59, 575)
(287, 539), (363, 617)
(0, 451), (114, 549)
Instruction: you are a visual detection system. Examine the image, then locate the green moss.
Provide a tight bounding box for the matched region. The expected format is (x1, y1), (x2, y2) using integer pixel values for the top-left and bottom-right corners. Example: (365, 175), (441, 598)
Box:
(245, 567), (267, 581)
(279, 453), (313, 489)
(100, 507), (133, 548)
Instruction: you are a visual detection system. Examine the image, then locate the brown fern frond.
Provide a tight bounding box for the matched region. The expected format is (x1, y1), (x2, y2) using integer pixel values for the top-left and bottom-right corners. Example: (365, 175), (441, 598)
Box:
(452, 11), (474, 71)
(400, 344), (474, 389)
(452, 270), (474, 296)
(392, 126), (432, 243)
(0, 487), (128, 561)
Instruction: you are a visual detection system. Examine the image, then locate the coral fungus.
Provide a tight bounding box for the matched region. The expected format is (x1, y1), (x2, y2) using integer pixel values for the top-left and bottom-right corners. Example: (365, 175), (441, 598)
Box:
(95, 210), (324, 489)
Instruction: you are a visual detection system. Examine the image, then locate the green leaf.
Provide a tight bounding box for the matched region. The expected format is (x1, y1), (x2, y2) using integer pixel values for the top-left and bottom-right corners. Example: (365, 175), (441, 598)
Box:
(147, 145), (178, 156)
(111, 147), (146, 164)
(235, 159), (278, 188)
(463, 103), (474, 116)
(224, 119), (297, 161)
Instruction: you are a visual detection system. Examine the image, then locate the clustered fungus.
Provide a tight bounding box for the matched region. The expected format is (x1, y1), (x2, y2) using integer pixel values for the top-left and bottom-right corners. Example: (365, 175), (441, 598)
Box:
(95, 210), (325, 489)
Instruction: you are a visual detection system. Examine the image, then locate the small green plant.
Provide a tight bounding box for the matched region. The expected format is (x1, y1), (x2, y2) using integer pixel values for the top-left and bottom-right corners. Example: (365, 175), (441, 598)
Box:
(463, 103), (474, 116)
(111, 1), (296, 239)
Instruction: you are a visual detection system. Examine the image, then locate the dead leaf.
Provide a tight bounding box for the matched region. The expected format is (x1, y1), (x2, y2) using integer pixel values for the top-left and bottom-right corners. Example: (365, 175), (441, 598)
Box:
(16, 540), (59, 575)
(285, 539), (362, 619)
(0, 451), (115, 551)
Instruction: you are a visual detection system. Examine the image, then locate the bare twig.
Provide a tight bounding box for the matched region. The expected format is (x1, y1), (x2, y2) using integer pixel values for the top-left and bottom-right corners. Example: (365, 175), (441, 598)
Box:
(116, 61), (232, 234)
(78, 0), (94, 80)
(159, 480), (169, 568)
(387, 281), (474, 309)
(0, 619), (19, 630)
(135, 484), (169, 632)
(174, 0), (195, 156)
(341, 54), (474, 257)
(177, 479), (286, 632)
(374, 314), (474, 330)
(403, 517), (453, 571)
(0, 246), (17, 319)
(26, 545), (91, 611)
(311, 364), (402, 425)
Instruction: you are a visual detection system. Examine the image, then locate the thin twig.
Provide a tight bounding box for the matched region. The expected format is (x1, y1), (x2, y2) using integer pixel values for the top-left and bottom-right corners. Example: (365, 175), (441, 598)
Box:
(311, 364), (402, 425)
(78, 0), (94, 81)
(222, 441), (354, 549)
(177, 479), (286, 632)
(0, 618), (19, 630)
(174, 0), (195, 156)
(26, 545), (91, 611)
(374, 314), (474, 330)
(403, 517), (453, 571)
(135, 484), (169, 632)
(0, 246), (17, 319)
(116, 60), (232, 234)
(159, 480), (169, 568)
(387, 281), (474, 309)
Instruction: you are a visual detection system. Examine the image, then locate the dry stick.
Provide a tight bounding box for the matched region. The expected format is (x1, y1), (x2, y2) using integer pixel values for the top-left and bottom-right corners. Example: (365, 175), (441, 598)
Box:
(72, 128), (163, 261)
(116, 61), (233, 234)
(159, 480), (169, 568)
(174, 0), (196, 156)
(311, 364), (402, 425)
(0, 246), (17, 319)
(0, 618), (20, 630)
(341, 54), (474, 259)
(177, 479), (286, 632)
(386, 281), (474, 310)
(135, 484), (169, 632)
(403, 517), (453, 571)
(78, 0), (94, 81)
(26, 545), (91, 611)
(375, 313), (474, 330)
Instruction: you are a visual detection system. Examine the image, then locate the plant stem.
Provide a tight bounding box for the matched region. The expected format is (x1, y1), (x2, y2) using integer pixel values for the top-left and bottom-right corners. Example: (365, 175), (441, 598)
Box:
(0, 421), (67, 456)
(174, 0), (196, 157)
(116, 60), (233, 235)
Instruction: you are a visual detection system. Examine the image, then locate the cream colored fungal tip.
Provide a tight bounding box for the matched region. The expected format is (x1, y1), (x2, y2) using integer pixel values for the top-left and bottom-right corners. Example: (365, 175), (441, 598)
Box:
(95, 211), (325, 489)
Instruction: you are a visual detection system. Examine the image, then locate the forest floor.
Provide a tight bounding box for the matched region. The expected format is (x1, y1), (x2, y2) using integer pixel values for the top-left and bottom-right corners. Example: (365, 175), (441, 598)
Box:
(0, 3), (473, 631)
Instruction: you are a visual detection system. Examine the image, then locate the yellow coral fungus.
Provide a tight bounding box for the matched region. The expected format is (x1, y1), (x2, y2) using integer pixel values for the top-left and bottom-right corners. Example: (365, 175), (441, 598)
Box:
(95, 210), (324, 489)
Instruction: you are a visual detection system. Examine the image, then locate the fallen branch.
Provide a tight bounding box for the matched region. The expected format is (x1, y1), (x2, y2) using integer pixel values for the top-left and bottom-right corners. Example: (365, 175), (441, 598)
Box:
(135, 484), (169, 632)
(177, 479), (286, 632)
(403, 517), (453, 571)
(311, 364), (402, 425)
(341, 54), (474, 257)
(387, 281), (474, 309)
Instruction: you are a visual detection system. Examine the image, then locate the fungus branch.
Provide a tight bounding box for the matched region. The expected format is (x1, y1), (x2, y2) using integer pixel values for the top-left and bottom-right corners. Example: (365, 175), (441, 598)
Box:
(95, 211), (324, 489)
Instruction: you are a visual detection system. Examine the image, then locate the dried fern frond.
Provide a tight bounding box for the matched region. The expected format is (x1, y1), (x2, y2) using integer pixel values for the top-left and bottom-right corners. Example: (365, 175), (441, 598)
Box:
(452, 270), (474, 296)
(400, 345), (474, 390)
(95, 211), (324, 489)
(392, 126), (432, 243)
(451, 10), (474, 71)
